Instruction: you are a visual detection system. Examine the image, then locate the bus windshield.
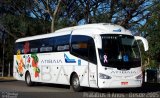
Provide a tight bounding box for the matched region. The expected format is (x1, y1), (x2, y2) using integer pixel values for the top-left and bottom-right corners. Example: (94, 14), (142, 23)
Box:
(99, 34), (141, 69)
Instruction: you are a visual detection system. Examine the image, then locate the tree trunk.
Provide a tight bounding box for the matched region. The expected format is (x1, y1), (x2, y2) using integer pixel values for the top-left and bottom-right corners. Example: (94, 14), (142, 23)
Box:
(51, 17), (54, 33)
(51, 0), (61, 33)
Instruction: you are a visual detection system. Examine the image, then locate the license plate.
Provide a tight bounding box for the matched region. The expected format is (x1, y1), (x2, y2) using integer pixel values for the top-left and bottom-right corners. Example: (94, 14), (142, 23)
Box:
(121, 82), (128, 85)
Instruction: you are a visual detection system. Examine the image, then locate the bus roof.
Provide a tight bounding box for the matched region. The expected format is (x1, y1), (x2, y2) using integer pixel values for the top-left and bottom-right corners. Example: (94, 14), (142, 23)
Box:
(15, 23), (132, 42)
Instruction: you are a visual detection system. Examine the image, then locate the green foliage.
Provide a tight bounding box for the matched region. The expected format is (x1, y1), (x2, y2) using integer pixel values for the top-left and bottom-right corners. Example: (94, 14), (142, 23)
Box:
(1, 14), (50, 37)
(139, 2), (160, 69)
(149, 60), (158, 69)
(0, 14), (50, 66)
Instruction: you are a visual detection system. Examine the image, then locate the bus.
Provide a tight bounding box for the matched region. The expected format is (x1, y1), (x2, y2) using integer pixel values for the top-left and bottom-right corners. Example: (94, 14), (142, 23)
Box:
(13, 23), (148, 91)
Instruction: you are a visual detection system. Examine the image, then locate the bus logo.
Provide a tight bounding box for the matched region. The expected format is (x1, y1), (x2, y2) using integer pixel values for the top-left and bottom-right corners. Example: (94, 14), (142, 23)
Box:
(64, 53), (76, 63)
(113, 28), (121, 32)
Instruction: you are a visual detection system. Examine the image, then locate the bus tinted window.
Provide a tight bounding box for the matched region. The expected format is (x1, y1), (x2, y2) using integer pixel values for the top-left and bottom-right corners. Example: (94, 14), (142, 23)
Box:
(55, 35), (70, 52)
(88, 39), (97, 64)
(71, 35), (96, 62)
(30, 40), (41, 53)
(99, 34), (141, 69)
(14, 34), (70, 54)
(39, 38), (54, 52)
(71, 35), (89, 59)
(30, 47), (38, 53)
(15, 42), (24, 54)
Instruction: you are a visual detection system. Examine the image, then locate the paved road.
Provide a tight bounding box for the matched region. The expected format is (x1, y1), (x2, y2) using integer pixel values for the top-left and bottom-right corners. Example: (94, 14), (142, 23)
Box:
(0, 80), (71, 92)
(0, 80), (160, 98)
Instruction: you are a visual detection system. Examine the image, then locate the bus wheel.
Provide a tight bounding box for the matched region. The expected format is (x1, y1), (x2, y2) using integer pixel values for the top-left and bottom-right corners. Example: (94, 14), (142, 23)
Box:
(71, 74), (82, 92)
(25, 72), (33, 86)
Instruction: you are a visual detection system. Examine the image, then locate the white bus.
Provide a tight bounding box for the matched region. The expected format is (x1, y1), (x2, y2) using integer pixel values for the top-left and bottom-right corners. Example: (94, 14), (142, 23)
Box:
(13, 23), (148, 91)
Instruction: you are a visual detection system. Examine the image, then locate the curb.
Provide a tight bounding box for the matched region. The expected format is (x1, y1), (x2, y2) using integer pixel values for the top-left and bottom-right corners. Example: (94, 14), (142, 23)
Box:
(0, 77), (16, 82)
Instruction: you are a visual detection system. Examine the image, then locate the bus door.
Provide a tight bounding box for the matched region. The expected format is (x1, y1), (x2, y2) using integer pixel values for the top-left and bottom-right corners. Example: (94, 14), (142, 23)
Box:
(88, 38), (98, 88)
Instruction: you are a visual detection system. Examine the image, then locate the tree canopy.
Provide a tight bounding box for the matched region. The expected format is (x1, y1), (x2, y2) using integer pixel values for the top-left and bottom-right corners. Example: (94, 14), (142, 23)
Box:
(138, 1), (160, 68)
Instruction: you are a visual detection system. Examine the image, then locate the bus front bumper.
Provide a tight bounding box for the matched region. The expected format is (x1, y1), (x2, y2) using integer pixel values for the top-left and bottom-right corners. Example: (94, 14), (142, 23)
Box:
(98, 79), (142, 88)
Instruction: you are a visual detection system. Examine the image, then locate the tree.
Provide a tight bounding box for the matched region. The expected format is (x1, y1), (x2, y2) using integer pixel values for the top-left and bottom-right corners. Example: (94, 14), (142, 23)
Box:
(90, 0), (154, 30)
(139, 0), (160, 68)
(58, 0), (155, 33)
(0, 0), (51, 76)
(33, 0), (62, 32)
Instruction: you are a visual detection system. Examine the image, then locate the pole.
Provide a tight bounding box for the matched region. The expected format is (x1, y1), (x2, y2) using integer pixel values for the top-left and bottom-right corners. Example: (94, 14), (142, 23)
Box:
(8, 62), (10, 77)
(2, 37), (5, 77)
(158, 65), (160, 83)
(144, 69), (147, 82)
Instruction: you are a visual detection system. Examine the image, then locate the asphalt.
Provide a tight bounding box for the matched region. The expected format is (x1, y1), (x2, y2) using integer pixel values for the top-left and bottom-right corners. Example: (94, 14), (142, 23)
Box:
(0, 80), (160, 98)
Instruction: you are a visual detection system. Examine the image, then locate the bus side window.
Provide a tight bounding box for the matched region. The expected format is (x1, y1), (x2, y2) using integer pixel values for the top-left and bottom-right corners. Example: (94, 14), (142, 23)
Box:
(88, 39), (97, 64)
(71, 35), (97, 64)
(30, 40), (40, 53)
(71, 35), (89, 60)
(55, 35), (70, 52)
(39, 38), (54, 52)
(15, 42), (24, 55)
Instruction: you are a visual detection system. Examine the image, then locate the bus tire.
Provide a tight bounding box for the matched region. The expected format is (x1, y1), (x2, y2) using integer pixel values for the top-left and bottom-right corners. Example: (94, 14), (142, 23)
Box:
(70, 74), (82, 92)
(25, 72), (34, 86)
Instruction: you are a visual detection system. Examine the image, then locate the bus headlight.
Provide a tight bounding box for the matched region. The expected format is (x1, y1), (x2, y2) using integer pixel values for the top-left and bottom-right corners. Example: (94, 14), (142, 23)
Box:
(136, 74), (143, 79)
(99, 73), (112, 79)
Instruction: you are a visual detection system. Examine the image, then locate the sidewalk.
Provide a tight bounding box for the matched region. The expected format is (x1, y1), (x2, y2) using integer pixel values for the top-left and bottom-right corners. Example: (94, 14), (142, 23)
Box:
(0, 77), (16, 82)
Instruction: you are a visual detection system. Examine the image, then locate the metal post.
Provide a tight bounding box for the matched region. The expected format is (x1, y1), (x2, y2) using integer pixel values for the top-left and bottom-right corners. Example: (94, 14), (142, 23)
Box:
(2, 37), (5, 77)
(8, 62), (10, 77)
(144, 69), (147, 82)
(158, 65), (160, 83)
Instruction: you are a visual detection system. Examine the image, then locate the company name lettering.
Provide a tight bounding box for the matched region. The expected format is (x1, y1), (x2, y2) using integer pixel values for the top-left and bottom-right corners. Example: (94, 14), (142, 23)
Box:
(41, 59), (63, 64)
(111, 70), (136, 74)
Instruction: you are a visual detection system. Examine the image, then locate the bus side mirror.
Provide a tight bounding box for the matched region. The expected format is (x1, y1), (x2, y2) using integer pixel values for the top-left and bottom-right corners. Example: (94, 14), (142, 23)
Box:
(95, 35), (102, 49)
(135, 36), (148, 51)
